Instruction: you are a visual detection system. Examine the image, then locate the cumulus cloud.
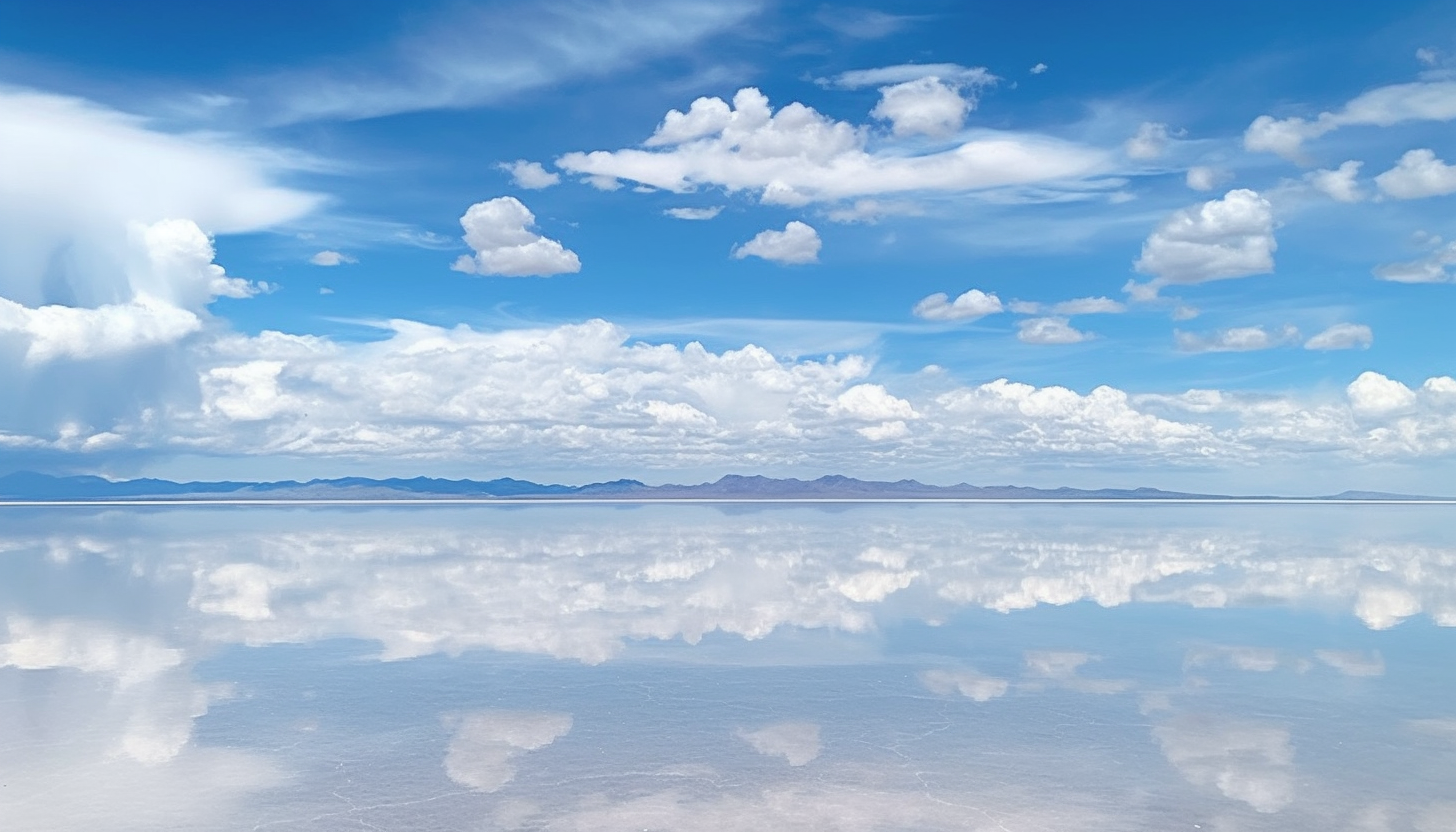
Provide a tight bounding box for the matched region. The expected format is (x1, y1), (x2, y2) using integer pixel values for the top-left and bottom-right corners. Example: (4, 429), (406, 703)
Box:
(1306, 160), (1365, 202)
(443, 710), (572, 792)
(1346, 371), (1418, 416)
(1244, 80), (1456, 161)
(497, 159), (561, 189)
(1373, 241), (1456, 283)
(0, 88), (318, 310)
(737, 722), (821, 766)
(309, 250), (356, 266)
(1374, 149), (1456, 199)
(1130, 189), (1276, 296)
(0, 294), (201, 364)
(871, 77), (973, 138)
(1017, 316), (1090, 344)
(919, 668), (1009, 701)
(1304, 323), (1373, 351)
(731, 221), (821, 264)
(1029, 62), (1048, 75)
(1125, 122), (1170, 160)
(1176, 325), (1299, 353)
(1154, 715), (1295, 813)
(450, 197), (581, 277)
(664, 206), (722, 220)
(911, 288), (1003, 321)
(555, 87), (1107, 207)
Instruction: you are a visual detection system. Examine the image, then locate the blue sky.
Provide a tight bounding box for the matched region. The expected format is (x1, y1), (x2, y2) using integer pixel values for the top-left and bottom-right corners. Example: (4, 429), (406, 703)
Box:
(1, 0), (1455, 491)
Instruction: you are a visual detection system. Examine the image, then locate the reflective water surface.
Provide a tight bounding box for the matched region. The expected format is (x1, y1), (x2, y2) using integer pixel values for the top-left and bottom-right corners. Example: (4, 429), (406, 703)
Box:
(1, 504), (1452, 830)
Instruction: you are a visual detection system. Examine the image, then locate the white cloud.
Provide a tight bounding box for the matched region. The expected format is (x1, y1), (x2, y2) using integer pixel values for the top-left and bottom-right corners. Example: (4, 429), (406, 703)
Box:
(1304, 323), (1373, 351)
(1176, 325), (1299, 353)
(920, 668), (1009, 701)
(1373, 241), (1456, 283)
(835, 383), (916, 421)
(1029, 62), (1048, 75)
(450, 197), (581, 277)
(264, 0), (761, 122)
(1347, 371), (1417, 415)
(1172, 305), (1200, 320)
(556, 87), (1107, 206)
(1306, 160), (1365, 202)
(1374, 149), (1456, 199)
(309, 250), (357, 266)
(664, 206), (723, 220)
(1353, 586), (1421, 629)
(1130, 189), (1276, 296)
(871, 77), (972, 138)
(1245, 80), (1456, 161)
(1153, 715), (1295, 813)
(911, 288), (1003, 321)
(736, 722), (820, 766)
(1050, 296), (1125, 315)
(1017, 317), (1090, 344)
(1125, 122), (1170, 160)
(497, 159), (561, 189)
(0, 294), (201, 364)
(732, 221), (821, 264)
(1418, 47), (1441, 66)
(443, 710), (572, 792)
(825, 63), (996, 90)
(0, 616), (183, 688)
(1314, 649), (1384, 676)
(0, 90), (317, 311)
(1185, 166), (1223, 191)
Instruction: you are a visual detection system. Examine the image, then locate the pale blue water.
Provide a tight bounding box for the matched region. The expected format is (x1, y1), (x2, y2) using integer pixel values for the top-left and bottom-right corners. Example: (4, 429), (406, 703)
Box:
(0, 504), (1451, 830)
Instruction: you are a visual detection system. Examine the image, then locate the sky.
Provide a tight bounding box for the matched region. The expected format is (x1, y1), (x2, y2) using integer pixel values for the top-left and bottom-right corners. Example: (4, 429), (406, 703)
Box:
(1, 0), (1455, 492)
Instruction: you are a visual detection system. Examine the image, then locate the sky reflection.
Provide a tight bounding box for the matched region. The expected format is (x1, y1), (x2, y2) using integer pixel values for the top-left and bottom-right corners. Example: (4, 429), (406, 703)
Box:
(0, 505), (1452, 830)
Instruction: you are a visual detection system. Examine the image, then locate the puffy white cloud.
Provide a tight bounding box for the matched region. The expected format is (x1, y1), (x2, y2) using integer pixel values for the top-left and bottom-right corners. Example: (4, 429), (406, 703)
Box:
(736, 722), (820, 766)
(555, 87), (1107, 206)
(1124, 122), (1170, 160)
(1375, 149), (1456, 199)
(309, 250), (357, 266)
(497, 159), (561, 189)
(1185, 166), (1223, 191)
(731, 221), (821, 264)
(0, 294), (201, 364)
(1307, 160), (1365, 202)
(450, 197), (581, 277)
(1373, 241), (1456, 283)
(1017, 316), (1091, 344)
(663, 206), (723, 220)
(1176, 325), (1299, 353)
(443, 710), (572, 792)
(1131, 190), (1275, 296)
(1305, 323), (1373, 351)
(1347, 371), (1417, 415)
(1245, 80), (1456, 161)
(919, 668), (1009, 701)
(0, 89), (318, 310)
(1153, 715), (1295, 813)
(911, 288), (1003, 321)
(834, 383), (916, 421)
(1029, 62), (1048, 75)
(871, 77), (972, 138)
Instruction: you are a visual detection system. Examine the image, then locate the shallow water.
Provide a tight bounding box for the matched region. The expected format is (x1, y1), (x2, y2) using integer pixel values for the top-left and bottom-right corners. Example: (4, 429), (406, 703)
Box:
(0, 504), (1452, 830)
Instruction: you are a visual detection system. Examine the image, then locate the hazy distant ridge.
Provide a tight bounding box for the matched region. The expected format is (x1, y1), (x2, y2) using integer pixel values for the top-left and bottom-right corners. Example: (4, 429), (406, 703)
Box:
(0, 472), (1439, 501)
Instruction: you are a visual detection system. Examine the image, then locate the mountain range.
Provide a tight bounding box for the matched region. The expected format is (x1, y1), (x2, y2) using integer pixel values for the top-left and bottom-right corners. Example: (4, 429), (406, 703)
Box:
(0, 472), (1439, 502)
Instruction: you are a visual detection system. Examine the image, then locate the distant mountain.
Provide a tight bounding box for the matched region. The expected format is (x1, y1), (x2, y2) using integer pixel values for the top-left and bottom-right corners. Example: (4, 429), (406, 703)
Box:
(0, 472), (1444, 502)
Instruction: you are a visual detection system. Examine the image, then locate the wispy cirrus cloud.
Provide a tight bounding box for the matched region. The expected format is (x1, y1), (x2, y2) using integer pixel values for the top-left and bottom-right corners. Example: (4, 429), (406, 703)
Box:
(258, 0), (763, 123)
